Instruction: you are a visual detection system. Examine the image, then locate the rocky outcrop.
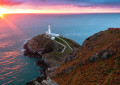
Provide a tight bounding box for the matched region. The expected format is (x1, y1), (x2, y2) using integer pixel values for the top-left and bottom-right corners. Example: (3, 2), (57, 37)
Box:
(86, 49), (114, 63)
(24, 34), (80, 85)
(24, 34), (64, 58)
(41, 77), (58, 85)
(26, 77), (58, 85)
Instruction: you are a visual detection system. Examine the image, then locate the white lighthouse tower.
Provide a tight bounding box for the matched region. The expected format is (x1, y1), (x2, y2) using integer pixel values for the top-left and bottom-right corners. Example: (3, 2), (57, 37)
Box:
(48, 25), (51, 35)
(46, 25), (59, 37)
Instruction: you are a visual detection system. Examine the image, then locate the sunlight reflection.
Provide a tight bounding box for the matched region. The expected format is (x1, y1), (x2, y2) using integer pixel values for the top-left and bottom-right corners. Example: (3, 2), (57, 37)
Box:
(0, 51), (20, 62)
(0, 51), (24, 84)
(2, 80), (14, 85)
(0, 42), (12, 48)
(0, 15), (26, 38)
(0, 34), (9, 39)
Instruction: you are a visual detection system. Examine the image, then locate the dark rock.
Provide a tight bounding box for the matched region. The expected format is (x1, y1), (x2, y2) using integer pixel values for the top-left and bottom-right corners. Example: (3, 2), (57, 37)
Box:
(37, 48), (45, 55)
(101, 52), (113, 60)
(101, 53), (108, 60)
(24, 34), (54, 57)
(36, 59), (45, 66)
(89, 53), (99, 62)
(26, 81), (34, 85)
(36, 76), (45, 83)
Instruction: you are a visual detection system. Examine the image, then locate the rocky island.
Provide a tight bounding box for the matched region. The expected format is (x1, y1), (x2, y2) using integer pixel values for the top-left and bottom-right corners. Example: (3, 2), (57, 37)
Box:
(24, 28), (120, 85)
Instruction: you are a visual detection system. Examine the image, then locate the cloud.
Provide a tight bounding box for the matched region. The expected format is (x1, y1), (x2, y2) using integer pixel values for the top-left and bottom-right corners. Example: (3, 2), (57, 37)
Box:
(30, 0), (120, 7)
(1, 0), (120, 8)
(0, 0), (24, 6)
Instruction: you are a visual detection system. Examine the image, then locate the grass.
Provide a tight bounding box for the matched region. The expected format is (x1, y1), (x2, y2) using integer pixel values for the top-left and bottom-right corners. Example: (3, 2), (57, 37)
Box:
(60, 37), (80, 48)
(55, 37), (72, 53)
(48, 37), (73, 58)
(50, 49), (70, 57)
(55, 37), (67, 46)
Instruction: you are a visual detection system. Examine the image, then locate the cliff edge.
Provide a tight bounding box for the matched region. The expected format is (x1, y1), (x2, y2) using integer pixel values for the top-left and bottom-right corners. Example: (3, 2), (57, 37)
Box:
(52, 28), (120, 85)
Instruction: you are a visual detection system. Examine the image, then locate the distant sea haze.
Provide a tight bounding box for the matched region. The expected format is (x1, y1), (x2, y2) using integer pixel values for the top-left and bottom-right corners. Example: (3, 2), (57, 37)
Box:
(0, 13), (120, 85)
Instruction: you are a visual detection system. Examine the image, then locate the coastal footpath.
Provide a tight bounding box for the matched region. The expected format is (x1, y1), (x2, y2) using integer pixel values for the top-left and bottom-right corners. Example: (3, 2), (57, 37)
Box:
(24, 28), (120, 85)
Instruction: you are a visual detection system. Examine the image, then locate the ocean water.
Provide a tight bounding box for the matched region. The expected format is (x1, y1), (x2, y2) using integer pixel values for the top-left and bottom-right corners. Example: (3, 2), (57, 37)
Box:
(0, 13), (120, 85)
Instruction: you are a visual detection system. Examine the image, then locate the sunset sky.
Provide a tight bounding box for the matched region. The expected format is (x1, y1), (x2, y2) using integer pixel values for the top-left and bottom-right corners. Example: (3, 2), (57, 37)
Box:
(0, 0), (120, 14)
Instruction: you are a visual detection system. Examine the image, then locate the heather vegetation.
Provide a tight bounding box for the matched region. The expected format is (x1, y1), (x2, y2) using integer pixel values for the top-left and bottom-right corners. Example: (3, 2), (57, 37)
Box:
(52, 28), (120, 85)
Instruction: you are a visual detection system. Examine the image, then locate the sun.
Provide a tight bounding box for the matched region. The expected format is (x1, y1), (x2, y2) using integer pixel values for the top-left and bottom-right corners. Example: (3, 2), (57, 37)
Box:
(0, 13), (4, 18)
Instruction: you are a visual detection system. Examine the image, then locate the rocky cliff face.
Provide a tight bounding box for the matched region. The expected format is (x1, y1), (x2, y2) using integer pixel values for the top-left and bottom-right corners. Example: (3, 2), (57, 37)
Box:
(24, 34), (80, 85)
(52, 28), (120, 85)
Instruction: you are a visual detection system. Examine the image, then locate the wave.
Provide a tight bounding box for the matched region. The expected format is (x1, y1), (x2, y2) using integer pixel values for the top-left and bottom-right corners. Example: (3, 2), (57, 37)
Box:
(21, 38), (31, 52)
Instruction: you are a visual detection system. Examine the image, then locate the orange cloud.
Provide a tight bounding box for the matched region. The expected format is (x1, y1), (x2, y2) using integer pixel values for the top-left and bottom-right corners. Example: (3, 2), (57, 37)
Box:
(1, 4), (120, 14)
(0, 0), (22, 6)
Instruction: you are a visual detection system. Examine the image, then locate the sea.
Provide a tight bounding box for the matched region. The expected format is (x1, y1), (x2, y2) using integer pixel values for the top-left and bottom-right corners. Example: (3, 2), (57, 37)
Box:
(0, 13), (120, 85)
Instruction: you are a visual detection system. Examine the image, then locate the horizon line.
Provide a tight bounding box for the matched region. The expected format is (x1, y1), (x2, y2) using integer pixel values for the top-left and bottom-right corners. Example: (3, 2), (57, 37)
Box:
(3, 12), (120, 15)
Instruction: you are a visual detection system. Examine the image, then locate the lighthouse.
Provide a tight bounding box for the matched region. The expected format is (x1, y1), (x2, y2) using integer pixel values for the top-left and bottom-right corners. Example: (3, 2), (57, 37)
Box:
(48, 25), (51, 35)
(46, 25), (59, 37)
